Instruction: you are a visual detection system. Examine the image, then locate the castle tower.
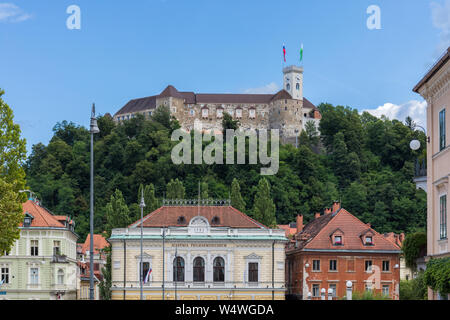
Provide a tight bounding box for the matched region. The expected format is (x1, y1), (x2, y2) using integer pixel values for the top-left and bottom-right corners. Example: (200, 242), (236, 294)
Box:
(283, 66), (303, 100)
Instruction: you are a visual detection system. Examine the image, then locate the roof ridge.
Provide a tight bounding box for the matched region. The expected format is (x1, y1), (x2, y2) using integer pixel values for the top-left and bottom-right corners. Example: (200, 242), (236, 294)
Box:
(228, 206), (268, 229)
(302, 211), (338, 249)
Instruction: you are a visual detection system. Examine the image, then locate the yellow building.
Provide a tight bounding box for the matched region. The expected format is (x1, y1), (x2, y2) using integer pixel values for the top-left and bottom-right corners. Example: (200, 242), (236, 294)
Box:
(109, 201), (287, 300)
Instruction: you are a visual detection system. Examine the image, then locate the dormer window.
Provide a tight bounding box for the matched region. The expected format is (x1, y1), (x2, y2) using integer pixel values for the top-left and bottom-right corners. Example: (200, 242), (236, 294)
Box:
(334, 236), (343, 246)
(23, 212), (34, 228)
(216, 108), (223, 119)
(211, 216), (220, 225)
(177, 216), (187, 225)
(202, 108), (209, 118)
(364, 236), (374, 246)
(330, 228), (344, 246)
(236, 108), (242, 119)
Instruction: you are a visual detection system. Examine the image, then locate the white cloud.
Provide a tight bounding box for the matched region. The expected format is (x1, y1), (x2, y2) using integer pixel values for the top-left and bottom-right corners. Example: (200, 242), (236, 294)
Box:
(243, 82), (279, 94)
(0, 3), (32, 23)
(431, 0), (450, 53)
(362, 100), (428, 128)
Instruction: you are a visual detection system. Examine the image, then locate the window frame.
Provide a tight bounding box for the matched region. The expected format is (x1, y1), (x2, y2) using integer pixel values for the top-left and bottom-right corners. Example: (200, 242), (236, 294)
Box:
(439, 108), (446, 151)
(440, 194), (448, 240)
(30, 240), (39, 257)
(173, 257), (185, 283)
(248, 262), (259, 283)
(365, 260), (373, 273)
(30, 267), (39, 285)
(312, 284), (320, 297)
(213, 257), (225, 283)
(382, 285), (390, 297)
(382, 260), (390, 272)
(1, 267), (9, 284)
(312, 259), (321, 272)
(193, 257), (205, 283)
(329, 260), (337, 272)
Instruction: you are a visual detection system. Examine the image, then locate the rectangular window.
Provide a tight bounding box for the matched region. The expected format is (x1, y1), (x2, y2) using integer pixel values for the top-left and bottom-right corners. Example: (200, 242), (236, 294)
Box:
(30, 268), (39, 285)
(312, 260), (320, 271)
(365, 283), (372, 292)
(312, 284), (320, 297)
(248, 263), (258, 283)
(1, 267), (9, 284)
(382, 260), (390, 272)
(365, 260), (373, 272)
(329, 260), (337, 271)
(439, 108), (446, 151)
(329, 284), (337, 297)
(140, 262), (150, 282)
(53, 241), (61, 256)
(334, 236), (343, 245)
(382, 285), (390, 297)
(249, 109), (256, 119)
(30, 240), (39, 257)
(440, 195), (448, 240)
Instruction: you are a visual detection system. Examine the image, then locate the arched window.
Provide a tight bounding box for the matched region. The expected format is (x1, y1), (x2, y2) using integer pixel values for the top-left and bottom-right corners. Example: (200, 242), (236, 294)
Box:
(173, 257), (185, 282)
(213, 257), (225, 282)
(286, 84), (290, 91)
(193, 257), (205, 282)
(57, 269), (64, 285)
(296, 83), (300, 91)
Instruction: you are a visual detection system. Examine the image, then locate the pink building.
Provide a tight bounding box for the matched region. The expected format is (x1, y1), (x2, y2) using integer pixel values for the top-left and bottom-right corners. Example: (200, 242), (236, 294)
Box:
(414, 47), (450, 300)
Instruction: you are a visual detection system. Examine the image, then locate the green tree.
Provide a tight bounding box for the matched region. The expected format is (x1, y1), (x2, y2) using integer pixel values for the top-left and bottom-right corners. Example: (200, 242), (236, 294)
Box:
(99, 246), (112, 300)
(252, 178), (277, 228)
(0, 89), (27, 253)
(222, 113), (239, 131)
(424, 258), (450, 296)
(0, 178), (23, 254)
(105, 189), (131, 238)
(231, 178), (246, 212)
(0, 89), (27, 190)
(166, 178), (185, 199)
(402, 232), (427, 271)
(138, 183), (159, 213)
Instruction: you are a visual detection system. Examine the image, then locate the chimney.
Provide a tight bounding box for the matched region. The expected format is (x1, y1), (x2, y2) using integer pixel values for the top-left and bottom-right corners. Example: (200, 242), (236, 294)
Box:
(332, 201), (341, 213)
(324, 208), (332, 215)
(315, 213), (321, 219)
(296, 215), (304, 233)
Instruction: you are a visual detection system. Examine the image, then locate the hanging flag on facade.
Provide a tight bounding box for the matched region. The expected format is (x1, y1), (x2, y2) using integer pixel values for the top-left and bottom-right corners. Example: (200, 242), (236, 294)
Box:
(144, 268), (152, 284)
(300, 43), (304, 62)
(283, 44), (286, 62)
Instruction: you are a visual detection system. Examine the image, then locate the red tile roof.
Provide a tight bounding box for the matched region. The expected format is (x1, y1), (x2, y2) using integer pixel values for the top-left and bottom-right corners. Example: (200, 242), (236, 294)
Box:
(130, 206), (267, 229)
(21, 200), (67, 228)
(278, 225), (297, 237)
(81, 234), (109, 254)
(292, 208), (401, 252)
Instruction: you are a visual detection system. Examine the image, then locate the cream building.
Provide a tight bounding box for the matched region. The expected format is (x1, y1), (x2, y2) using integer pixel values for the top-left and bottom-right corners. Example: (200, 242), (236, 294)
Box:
(0, 199), (78, 300)
(109, 201), (287, 300)
(414, 47), (450, 300)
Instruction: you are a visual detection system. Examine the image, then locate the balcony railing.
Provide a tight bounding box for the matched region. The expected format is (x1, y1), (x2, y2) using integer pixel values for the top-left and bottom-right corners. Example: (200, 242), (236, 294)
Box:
(414, 159), (427, 178)
(52, 254), (68, 263)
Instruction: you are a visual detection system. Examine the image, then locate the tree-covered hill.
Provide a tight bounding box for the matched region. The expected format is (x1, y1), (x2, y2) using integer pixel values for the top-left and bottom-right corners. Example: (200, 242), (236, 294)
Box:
(25, 104), (427, 241)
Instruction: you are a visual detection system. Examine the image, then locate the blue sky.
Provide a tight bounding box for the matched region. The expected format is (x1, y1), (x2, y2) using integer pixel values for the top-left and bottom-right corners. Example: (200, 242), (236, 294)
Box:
(1, 0), (449, 153)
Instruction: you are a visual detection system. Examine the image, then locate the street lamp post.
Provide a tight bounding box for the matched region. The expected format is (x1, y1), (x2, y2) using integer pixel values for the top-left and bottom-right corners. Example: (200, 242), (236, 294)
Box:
(410, 125), (428, 151)
(140, 189), (146, 301)
(89, 103), (100, 301)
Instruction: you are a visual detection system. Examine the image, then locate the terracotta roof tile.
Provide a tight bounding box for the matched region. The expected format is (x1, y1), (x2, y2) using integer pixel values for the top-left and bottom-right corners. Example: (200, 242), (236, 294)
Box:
(293, 208), (400, 252)
(81, 234), (109, 254)
(130, 206), (267, 229)
(20, 200), (66, 228)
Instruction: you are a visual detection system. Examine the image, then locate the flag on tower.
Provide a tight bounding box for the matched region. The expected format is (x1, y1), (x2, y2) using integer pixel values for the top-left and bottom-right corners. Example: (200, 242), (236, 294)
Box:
(283, 44), (286, 62)
(300, 43), (304, 62)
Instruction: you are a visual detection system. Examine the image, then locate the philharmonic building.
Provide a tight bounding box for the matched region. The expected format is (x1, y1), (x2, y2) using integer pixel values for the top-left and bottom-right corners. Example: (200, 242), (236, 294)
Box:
(113, 66), (321, 143)
(109, 201), (287, 300)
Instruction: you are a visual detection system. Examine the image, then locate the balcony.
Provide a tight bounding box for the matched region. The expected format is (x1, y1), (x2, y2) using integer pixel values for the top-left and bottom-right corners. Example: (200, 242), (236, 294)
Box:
(413, 159), (427, 192)
(52, 254), (68, 264)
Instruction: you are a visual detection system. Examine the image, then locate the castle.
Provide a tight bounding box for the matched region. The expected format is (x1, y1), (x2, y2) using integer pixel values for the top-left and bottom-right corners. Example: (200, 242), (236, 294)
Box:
(113, 65), (321, 143)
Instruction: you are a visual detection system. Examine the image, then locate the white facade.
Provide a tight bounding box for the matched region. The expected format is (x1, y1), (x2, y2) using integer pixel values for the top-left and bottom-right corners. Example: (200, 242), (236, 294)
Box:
(283, 66), (304, 100)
